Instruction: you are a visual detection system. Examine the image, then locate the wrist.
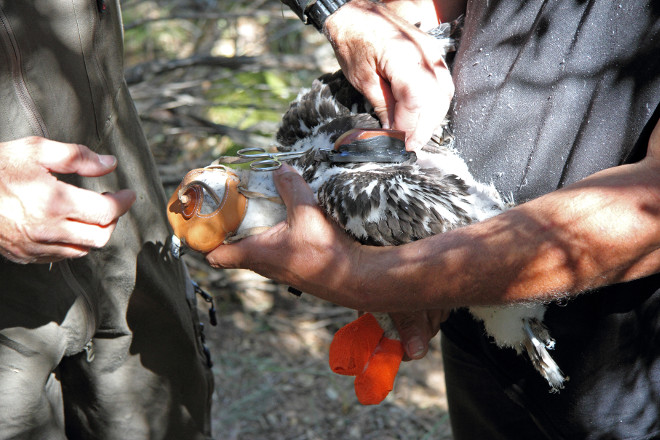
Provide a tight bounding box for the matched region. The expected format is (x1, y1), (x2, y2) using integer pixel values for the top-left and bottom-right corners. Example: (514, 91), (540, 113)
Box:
(323, 0), (383, 44)
(308, 0), (354, 31)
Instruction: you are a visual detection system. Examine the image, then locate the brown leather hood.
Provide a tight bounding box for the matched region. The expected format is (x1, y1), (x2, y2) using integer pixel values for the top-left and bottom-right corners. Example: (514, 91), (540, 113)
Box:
(167, 167), (248, 253)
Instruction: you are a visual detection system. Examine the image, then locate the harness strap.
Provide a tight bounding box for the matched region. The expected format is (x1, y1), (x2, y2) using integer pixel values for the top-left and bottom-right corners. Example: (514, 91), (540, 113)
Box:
(238, 188), (284, 205)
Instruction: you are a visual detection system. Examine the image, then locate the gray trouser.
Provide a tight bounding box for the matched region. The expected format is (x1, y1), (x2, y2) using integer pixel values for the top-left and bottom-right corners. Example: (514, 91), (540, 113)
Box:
(0, 1), (213, 438)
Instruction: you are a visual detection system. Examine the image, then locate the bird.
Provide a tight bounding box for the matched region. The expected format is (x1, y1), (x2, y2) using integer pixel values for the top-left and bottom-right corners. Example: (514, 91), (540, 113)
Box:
(274, 70), (566, 393)
(167, 22), (567, 396)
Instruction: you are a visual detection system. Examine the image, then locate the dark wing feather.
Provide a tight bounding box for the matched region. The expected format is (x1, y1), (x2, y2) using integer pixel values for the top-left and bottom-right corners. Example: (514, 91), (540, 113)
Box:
(276, 71), (377, 151)
(316, 167), (474, 246)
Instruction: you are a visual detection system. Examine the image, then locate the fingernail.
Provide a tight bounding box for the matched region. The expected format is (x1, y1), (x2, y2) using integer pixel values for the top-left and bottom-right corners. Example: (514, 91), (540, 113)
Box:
(406, 337), (426, 359)
(99, 155), (117, 168)
(407, 139), (423, 152)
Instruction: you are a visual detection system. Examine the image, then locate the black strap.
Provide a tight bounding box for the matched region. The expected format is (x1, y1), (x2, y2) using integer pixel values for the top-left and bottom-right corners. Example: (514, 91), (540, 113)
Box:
(319, 135), (415, 163)
(280, 0), (351, 31)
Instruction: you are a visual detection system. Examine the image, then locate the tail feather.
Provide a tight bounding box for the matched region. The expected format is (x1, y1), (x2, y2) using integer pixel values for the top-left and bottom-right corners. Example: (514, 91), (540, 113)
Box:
(522, 318), (567, 392)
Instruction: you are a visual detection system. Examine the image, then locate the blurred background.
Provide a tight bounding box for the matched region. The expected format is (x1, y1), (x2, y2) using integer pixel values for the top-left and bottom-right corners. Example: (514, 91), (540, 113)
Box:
(122, 0), (451, 438)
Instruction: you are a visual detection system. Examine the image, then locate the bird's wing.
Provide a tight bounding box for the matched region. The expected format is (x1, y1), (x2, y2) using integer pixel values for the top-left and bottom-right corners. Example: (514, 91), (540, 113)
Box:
(277, 71), (378, 151)
(316, 164), (476, 246)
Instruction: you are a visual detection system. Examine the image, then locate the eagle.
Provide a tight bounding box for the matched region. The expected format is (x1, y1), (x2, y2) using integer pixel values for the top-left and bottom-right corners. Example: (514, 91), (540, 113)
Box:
(167, 23), (566, 394)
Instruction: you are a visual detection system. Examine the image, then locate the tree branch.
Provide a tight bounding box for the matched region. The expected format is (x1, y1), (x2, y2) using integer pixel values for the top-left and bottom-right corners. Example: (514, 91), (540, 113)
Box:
(125, 54), (319, 85)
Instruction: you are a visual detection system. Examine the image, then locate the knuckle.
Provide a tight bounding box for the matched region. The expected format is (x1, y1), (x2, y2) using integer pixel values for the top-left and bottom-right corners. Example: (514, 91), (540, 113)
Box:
(43, 193), (67, 217)
(45, 142), (89, 170)
(392, 312), (420, 331)
(90, 197), (119, 226)
(93, 210), (115, 227)
(206, 253), (234, 269)
(23, 135), (49, 151)
(60, 143), (86, 168)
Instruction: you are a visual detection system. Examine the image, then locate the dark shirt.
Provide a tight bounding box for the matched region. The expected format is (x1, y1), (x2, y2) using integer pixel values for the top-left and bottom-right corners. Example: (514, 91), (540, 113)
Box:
(442, 1), (660, 438)
(453, 0), (660, 201)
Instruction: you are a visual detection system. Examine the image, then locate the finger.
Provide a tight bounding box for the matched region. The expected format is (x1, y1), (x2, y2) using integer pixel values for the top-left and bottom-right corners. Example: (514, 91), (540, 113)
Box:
(405, 67), (453, 150)
(1, 244), (89, 264)
(24, 219), (118, 250)
(389, 76), (426, 149)
(0, 234), (97, 264)
(649, 117), (660, 159)
(31, 138), (118, 177)
(207, 166), (320, 270)
(388, 57), (453, 150)
(405, 107), (444, 152)
(33, 245), (91, 262)
(360, 76), (395, 129)
(389, 311), (430, 360)
(59, 188), (135, 226)
(272, 164), (318, 216)
(390, 89), (434, 151)
(206, 166), (308, 269)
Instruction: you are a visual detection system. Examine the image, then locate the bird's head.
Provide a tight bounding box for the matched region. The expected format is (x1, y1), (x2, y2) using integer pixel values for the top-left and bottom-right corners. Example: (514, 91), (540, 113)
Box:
(167, 165), (248, 255)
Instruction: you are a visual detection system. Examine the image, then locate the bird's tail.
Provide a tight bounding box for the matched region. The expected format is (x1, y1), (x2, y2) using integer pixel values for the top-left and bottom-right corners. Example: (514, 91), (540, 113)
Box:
(522, 318), (568, 392)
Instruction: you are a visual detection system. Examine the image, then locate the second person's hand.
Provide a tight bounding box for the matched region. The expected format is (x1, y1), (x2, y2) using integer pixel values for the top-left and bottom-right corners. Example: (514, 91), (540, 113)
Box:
(0, 137), (136, 263)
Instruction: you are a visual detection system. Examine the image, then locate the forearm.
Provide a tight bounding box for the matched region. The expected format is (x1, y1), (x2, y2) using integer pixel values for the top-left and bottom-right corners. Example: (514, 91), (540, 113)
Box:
(352, 158), (660, 312)
(206, 135), (660, 313)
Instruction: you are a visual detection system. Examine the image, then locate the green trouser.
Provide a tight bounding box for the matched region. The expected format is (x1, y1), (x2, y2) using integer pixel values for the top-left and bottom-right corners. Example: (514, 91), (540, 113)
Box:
(0, 1), (213, 438)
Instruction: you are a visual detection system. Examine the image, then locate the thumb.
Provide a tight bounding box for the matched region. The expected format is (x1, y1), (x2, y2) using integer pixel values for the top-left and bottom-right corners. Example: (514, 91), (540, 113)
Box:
(273, 164), (318, 218)
(207, 164), (316, 270)
(389, 311), (430, 360)
(35, 139), (117, 177)
(359, 75), (395, 130)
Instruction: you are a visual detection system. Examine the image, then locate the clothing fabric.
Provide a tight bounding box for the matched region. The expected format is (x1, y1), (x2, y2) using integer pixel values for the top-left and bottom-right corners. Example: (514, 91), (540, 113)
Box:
(442, 1), (660, 439)
(0, 1), (213, 439)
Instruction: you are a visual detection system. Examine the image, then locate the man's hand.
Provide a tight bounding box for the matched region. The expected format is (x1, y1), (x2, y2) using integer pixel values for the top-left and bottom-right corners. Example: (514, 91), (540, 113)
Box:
(206, 164), (369, 309)
(0, 137), (136, 263)
(324, 0), (454, 151)
(390, 309), (449, 360)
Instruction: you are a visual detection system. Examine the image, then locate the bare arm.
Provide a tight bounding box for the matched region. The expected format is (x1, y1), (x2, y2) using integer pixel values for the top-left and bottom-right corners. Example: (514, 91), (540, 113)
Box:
(207, 120), (660, 312)
(356, 162), (660, 310)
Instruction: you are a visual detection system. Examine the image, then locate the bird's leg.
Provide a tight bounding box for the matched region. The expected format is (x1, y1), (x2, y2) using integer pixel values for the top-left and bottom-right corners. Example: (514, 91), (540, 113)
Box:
(329, 312), (404, 404)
